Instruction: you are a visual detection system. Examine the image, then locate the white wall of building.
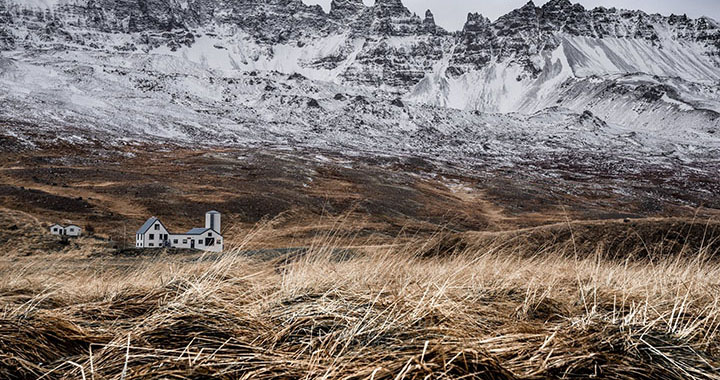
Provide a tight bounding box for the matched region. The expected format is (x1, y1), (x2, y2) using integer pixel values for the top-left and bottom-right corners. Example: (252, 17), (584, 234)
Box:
(65, 225), (82, 237)
(170, 230), (223, 252)
(137, 221), (169, 248)
(136, 213), (224, 252)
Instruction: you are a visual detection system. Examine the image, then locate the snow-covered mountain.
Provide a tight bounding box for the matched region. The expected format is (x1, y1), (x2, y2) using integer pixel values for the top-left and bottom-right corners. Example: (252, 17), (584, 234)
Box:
(0, 0), (718, 197)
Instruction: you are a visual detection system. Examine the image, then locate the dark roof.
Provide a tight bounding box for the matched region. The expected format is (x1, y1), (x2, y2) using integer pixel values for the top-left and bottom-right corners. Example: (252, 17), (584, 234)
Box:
(137, 217), (159, 234)
(186, 228), (222, 236)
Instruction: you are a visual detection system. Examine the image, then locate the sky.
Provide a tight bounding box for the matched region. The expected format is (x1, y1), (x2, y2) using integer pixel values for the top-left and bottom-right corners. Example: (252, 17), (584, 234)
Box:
(303, 0), (720, 31)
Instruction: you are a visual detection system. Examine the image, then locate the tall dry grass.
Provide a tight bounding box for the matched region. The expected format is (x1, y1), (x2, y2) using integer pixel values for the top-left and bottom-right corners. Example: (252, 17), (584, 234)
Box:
(1, 221), (720, 379)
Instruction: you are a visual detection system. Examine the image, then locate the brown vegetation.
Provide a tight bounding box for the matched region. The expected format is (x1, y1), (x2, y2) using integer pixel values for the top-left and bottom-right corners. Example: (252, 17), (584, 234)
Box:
(1, 145), (718, 246)
(1, 219), (720, 379)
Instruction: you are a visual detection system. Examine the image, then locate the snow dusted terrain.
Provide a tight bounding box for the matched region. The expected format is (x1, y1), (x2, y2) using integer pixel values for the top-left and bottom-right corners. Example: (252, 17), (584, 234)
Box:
(0, 0), (718, 200)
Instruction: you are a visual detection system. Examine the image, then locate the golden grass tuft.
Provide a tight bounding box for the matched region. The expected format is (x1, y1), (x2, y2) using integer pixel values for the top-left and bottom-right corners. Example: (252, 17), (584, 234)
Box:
(1, 221), (720, 379)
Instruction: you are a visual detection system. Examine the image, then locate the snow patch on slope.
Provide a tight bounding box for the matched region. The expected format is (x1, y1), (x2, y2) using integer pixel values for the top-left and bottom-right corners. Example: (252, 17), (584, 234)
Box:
(561, 34), (720, 82)
(8, 0), (69, 9)
(154, 29), (362, 83)
(407, 44), (575, 113)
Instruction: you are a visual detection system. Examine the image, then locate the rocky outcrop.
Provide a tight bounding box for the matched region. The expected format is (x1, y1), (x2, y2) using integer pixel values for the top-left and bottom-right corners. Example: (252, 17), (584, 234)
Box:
(0, 0), (718, 99)
(329, 0), (365, 19)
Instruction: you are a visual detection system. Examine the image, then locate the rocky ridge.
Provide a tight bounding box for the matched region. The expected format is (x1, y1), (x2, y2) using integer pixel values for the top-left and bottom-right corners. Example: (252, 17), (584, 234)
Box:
(0, 0), (719, 207)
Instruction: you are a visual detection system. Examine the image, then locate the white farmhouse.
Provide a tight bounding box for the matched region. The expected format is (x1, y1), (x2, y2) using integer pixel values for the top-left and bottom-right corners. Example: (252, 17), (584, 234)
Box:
(136, 211), (223, 252)
(49, 224), (82, 237)
(135, 217), (170, 248)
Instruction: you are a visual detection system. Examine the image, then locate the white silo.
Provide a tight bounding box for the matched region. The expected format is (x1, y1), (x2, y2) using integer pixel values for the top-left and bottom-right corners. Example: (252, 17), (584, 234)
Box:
(205, 210), (221, 232)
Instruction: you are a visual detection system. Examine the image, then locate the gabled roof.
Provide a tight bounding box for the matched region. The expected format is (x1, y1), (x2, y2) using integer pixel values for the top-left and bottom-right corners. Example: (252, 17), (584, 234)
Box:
(49, 224), (63, 228)
(186, 227), (221, 236)
(137, 217), (160, 234)
(66, 224), (81, 228)
(206, 210), (220, 214)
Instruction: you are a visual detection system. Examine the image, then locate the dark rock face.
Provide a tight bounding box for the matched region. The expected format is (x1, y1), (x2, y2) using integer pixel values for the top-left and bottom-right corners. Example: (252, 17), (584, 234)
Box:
(447, 0), (720, 75)
(423, 9), (441, 34)
(373, 0), (412, 18)
(0, 0), (718, 87)
(329, 0), (365, 19)
(451, 13), (494, 72)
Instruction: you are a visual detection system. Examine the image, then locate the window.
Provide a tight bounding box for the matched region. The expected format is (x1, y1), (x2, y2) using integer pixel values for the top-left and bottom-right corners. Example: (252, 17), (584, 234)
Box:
(149, 243), (154, 247)
(154, 224), (160, 230)
(173, 239), (178, 244)
(208, 232), (213, 237)
(198, 239), (203, 245)
(149, 234), (155, 239)
(182, 240), (187, 244)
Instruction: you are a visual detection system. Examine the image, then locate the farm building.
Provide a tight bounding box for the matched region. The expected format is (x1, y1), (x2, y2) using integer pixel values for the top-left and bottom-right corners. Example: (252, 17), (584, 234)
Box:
(65, 225), (82, 237)
(49, 224), (64, 235)
(136, 211), (223, 252)
(49, 224), (82, 237)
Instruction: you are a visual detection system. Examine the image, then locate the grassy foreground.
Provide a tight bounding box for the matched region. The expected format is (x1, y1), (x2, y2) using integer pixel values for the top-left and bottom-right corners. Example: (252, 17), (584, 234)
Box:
(1, 225), (720, 379)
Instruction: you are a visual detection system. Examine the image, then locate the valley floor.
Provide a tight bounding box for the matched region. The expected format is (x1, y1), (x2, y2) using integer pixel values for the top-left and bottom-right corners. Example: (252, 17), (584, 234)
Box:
(1, 227), (720, 379)
(1, 144), (719, 378)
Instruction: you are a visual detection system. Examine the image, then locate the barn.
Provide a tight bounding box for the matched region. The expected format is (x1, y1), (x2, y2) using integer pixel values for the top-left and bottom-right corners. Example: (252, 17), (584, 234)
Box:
(136, 211), (223, 252)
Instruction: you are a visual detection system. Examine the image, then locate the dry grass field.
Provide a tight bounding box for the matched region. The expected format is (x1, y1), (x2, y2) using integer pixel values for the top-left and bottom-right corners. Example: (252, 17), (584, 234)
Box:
(2, 218), (720, 379)
(1, 145), (720, 378)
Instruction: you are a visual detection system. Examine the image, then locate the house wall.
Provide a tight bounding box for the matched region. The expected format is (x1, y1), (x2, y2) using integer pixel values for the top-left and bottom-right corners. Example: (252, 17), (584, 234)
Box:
(65, 226), (81, 237)
(50, 226), (63, 235)
(169, 234), (194, 249)
(199, 229), (223, 253)
(170, 230), (223, 252)
(137, 221), (169, 248)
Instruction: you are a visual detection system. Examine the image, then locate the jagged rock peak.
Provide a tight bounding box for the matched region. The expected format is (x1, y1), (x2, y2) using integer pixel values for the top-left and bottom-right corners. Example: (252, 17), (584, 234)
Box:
(541, 0), (574, 10)
(424, 9), (434, 24)
(521, 1), (537, 10)
(495, 0), (539, 25)
(329, 0), (366, 18)
(423, 9), (435, 26)
(374, 0), (411, 18)
(463, 12), (490, 33)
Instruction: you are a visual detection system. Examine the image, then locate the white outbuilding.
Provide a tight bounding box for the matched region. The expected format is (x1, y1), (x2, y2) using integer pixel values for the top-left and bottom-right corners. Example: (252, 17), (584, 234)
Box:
(49, 224), (64, 235)
(136, 211), (223, 252)
(49, 224), (82, 237)
(65, 225), (82, 237)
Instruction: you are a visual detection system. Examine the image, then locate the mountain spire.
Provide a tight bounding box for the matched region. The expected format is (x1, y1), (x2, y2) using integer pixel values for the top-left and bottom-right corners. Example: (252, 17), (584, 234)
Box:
(374, 0), (412, 18)
(329, 0), (365, 19)
(423, 9), (435, 27)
